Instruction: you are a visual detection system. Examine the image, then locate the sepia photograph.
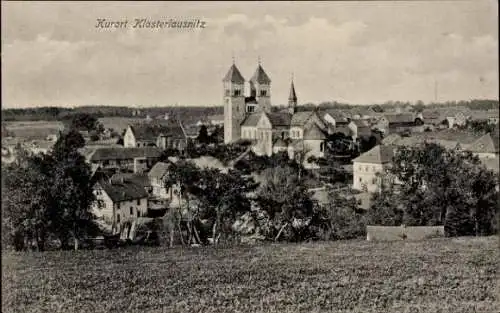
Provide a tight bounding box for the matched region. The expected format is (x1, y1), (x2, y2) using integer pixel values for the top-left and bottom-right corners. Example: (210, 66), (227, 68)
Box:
(1, 1), (499, 312)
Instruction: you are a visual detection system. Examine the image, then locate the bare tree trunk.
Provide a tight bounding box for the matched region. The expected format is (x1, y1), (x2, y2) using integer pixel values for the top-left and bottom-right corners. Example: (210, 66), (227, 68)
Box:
(177, 221), (185, 246)
(187, 221), (193, 244)
(169, 227), (174, 248)
(275, 223), (289, 242)
(212, 220), (217, 246)
(193, 224), (202, 245)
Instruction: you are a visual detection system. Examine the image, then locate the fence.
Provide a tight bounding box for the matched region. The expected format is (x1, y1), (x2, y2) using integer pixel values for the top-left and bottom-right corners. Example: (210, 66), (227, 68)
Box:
(366, 225), (445, 241)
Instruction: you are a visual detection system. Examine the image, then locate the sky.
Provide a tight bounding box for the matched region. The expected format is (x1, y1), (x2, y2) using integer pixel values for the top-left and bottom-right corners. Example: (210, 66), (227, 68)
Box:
(1, 1), (498, 109)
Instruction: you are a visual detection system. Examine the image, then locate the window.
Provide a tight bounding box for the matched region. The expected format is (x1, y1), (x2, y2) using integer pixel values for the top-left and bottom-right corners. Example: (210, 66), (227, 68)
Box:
(234, 89), (241, 96)
(130, 207), (134, 215)
(225, 89), (230, 96)
(137, 211), (140, 218)
(116, 214), (120, 223)
(103, 160), (110, 166)
(320, 142), (324, 152)
(97, 200), (105, 209)
(247, 105), (255, 113)
(260, 90), (267, 96)
(359, 177), (362, 182)
(137, 199), (141, 205)
(372, 178), (377, 184)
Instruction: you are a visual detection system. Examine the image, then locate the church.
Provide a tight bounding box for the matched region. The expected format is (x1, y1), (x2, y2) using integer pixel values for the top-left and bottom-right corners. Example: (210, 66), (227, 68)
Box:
(223, 61), (328, 163)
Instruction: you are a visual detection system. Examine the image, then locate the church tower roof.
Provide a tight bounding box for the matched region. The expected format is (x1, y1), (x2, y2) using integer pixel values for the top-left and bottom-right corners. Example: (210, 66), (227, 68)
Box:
(288, 81), (297, 101)
(223, 64), (245, 84)
(250, 64), (271, 84)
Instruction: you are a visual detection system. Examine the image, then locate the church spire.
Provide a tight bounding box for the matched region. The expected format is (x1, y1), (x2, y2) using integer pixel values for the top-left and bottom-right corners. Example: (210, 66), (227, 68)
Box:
(288, 75), (297, 114)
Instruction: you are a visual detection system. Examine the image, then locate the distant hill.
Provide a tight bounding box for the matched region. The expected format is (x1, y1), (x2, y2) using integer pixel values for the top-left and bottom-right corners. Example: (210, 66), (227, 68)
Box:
(1, 99), (497, 122)
(1, 105), (223, 123)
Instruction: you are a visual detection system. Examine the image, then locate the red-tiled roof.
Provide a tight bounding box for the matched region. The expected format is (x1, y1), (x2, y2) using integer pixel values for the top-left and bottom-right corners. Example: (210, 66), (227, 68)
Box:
(291, 111), (316, 126)
(97, 175), (149, 203)
(303, 122), (327, 140)
(353, 145), (393, 164)
(130, 120), (185, 141)
(148, 162), (172, 180)
(241, 113), (262, 127)
(89, 147), (162, 161)
(466, 133), (499, 154)
(266, 112), (292, 127)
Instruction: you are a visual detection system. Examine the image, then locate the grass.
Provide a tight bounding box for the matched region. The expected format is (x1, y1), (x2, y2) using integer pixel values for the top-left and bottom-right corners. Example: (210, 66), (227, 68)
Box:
(4, 121), (64, 140)
(2, 237), (498, 313)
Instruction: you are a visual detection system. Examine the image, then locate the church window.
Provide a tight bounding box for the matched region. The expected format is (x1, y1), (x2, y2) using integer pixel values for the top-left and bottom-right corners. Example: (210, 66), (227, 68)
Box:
(260, 90), (267, 96)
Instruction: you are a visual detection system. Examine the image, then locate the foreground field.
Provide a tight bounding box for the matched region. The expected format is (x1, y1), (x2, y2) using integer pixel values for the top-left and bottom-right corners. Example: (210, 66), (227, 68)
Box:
(2, 237), (498, 313)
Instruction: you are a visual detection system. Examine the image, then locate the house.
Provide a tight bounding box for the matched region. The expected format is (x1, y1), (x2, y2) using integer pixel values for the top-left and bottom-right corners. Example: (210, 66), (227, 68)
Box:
(469, 110), (500, 125)
(349, 106), (382, 120)
(92, 174), (149, 234)
(148, 162), (177, 199)
(207, 114), (224, 126)
(86, 147), (162, 173)
(320, 109), (350, 130)
(347, 120), (372, 141)
(352, 145), (394, 192)
(123, 120), (187, 151)
(183, 125), (201, 140)
(464, 133), (499, 159)
(443, 107), (473, 128)
(374, 113), (422, 135)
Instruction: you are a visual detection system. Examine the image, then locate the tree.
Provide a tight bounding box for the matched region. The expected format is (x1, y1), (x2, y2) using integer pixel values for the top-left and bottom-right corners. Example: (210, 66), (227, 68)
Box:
(466, 120), (495, 134)
(197, 125), (210, 144)
(67, 113), (103, 133)
(313, 191), (366, 240)
(368, 143), (499, 236)
(254, 166), (316, 241)
(2, 130), (96, 251)
(191, 168), (257, 245)
(163, 160), (202, 247)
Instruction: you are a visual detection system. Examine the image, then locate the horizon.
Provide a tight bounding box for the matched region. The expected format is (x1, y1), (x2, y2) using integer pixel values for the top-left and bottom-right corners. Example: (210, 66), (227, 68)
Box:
(2, 1), (498, 109)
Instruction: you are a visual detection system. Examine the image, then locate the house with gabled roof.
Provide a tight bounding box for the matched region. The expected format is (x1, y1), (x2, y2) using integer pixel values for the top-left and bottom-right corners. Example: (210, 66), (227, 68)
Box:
(373, 113), (423, 135)
(347, 119), (372, 140)
(92, 174), (149, 234)
(320, 109), (350, 130)
(352, 145), (394, 192)
(87, 146), (162, 173)
(123, 119), (187, 151)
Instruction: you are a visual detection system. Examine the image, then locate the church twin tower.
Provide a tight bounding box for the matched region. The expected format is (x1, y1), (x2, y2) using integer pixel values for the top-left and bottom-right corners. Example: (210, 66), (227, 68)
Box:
(222, 61), (298, 144)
